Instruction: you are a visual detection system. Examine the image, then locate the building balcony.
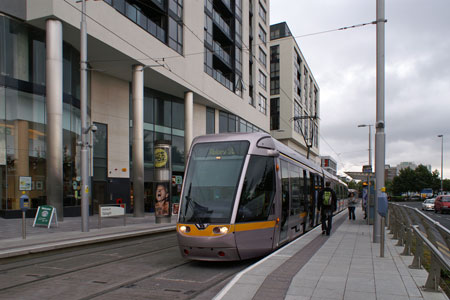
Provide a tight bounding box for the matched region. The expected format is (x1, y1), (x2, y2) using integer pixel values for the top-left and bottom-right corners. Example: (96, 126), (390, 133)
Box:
(213, 42), (232, 66)
(213, 10), (231, 38)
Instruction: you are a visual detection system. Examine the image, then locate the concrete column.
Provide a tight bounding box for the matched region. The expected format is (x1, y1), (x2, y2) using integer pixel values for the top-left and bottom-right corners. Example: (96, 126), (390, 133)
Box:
(184, 91), (193, 162)
(14, 120), (29, 209)
(46, 19), (63, 220)
(132, 65), (144, 217)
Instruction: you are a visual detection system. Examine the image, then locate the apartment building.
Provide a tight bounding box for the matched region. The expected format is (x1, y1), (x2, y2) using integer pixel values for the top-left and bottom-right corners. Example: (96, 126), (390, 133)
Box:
(269, 22), (320, 163)
(0, 0), (270, 218)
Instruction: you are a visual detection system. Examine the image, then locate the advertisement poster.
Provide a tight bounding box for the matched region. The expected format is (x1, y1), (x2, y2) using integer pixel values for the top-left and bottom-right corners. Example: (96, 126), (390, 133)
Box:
(155, 183), (170, 217)
(0, 135), (5, 165)
(19, 176), (32, 191)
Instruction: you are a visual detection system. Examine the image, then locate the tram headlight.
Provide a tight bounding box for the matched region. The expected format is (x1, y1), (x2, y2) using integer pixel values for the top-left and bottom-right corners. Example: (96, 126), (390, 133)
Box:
(213, 226), (229, 235)
(179, 225), (191, 233)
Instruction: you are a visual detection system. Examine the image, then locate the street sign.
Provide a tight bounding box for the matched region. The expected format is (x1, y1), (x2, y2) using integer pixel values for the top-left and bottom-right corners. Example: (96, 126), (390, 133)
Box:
(100, 205), (125, 217)
(363, 165), (373, 173)
(33, 205), (58, 228)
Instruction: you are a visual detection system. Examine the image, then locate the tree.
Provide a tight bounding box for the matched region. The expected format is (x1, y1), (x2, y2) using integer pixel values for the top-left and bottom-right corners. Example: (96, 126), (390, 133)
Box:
(391, 165), (441, 196)
(392, 167), (416, 195)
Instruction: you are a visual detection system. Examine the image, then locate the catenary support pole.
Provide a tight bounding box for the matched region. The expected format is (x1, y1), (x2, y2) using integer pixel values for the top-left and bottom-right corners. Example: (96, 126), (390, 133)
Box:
(80, 0), (89, 231)
(374, 0), (386, 244)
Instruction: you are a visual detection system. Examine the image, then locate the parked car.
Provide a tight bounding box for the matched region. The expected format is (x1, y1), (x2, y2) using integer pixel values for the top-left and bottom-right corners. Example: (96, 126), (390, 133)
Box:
(421, 198), (435, 211)
(434, 195), (450, 214)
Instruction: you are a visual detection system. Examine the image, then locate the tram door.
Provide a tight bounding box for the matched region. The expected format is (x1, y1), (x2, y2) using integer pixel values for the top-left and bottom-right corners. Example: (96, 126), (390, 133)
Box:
(279, 160), (290, 242)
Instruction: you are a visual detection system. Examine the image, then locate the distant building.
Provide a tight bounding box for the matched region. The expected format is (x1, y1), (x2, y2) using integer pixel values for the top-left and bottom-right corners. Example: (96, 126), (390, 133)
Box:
(397, 162), (432, 172)
(385, 165), (398, 182)
(269, 22), (320, 163)
(321, 156), (337, 176)
(397, 162), (417, 171)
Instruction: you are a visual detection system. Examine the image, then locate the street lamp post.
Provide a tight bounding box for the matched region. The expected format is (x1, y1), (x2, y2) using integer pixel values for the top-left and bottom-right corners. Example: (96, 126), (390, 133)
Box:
(358, 124), (373, 169)
(358, 124), (373, 227)
(438, 135), (444, 194)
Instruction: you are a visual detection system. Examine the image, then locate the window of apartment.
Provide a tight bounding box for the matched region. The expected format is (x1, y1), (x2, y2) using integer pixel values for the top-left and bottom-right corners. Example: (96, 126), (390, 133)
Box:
(258, 93), (267, 115)
(294, 101), (302, 134)
(314, 124), (319, 148)
(258, 2), (267, 24)
(204, 15), (213, 46)
(270, 78), (279, 95)
(236, 46), (242, 73)
(258, 70), (267, 90)
(219, 111), (262, 133)
(204, 47), (213, 76)
(205, 0), (213, 14)
(258, 25), (266, 44)
(270, 45), (279, 61)
(304, 115), (309, 140)
(168, 17), (183, 54)
(270, 98), (280, 130)
(258, 47), (267, 68)
(219, 111), (228, 133)
(169, 0), (183, 18)
(249, 84), (255, 106)
(235, 0), (242, 19)
(93, 123), (108, 181)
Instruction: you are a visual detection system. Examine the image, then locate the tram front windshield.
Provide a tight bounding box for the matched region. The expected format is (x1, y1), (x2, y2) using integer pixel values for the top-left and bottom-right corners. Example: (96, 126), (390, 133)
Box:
(179, 141), (249, 224)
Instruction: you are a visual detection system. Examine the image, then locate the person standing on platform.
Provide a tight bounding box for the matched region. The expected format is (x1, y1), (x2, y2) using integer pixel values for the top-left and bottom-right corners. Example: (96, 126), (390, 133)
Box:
(348, 192), (357, 220)
(318, 181), (337, 236)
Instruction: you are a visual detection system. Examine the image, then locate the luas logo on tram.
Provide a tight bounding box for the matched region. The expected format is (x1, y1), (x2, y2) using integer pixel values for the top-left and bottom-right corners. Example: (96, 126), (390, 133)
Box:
(176, 132), (347, 261)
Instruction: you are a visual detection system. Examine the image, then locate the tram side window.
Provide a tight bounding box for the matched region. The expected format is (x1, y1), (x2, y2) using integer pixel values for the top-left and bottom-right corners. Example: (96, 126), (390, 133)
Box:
(281, 160), (290, 224)
(303, 170), (310, 210)
(237, 156), (275, 222)
(290, 165), (301, 216)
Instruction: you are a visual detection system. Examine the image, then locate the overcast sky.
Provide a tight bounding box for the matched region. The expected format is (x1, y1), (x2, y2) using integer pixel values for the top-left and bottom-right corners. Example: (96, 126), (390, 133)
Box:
(270, 0), (450, 180)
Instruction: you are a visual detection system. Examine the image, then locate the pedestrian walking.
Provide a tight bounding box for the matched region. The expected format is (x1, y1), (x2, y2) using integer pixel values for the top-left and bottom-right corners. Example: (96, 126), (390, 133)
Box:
(348, 192), (357, 220)
(318, 181), (337, 236)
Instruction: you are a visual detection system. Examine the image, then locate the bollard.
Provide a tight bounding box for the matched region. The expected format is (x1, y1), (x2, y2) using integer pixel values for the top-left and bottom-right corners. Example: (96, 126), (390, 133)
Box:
(22, 211), (26, 239)
(380, 217), (385, 257)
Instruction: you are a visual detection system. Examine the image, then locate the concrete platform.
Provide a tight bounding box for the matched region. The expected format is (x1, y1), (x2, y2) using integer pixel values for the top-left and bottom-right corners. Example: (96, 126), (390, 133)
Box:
(214, 209), (449, 300)
(1, 209), (448, 300)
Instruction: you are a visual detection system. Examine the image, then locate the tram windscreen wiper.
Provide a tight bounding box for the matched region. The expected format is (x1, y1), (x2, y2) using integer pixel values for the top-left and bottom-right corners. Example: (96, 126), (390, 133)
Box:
(184, 184), (206, 224)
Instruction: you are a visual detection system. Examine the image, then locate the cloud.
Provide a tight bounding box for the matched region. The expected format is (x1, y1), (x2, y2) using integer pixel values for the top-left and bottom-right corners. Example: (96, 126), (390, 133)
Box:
(271, 0), (450, 179)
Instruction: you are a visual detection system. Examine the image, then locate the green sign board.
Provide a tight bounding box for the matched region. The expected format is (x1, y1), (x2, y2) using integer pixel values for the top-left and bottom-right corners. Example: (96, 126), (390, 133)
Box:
(33, 205), (58, 228)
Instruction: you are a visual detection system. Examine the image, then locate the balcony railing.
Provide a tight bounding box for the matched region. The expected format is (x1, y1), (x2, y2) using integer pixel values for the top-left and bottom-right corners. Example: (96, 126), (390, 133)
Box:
(213, 10), (231, 37)
(213, 42), (231, 65)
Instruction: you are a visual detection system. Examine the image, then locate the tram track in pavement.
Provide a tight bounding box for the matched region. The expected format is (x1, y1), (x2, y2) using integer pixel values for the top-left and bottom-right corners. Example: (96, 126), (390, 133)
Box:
(0, 232), (176, 273)
(0, 232), (254, 300)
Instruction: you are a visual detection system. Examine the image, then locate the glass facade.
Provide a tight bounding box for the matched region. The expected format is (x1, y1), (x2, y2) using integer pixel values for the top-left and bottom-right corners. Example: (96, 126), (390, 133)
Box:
(132, 88), (185, 212)
(0, 16), (81, 214)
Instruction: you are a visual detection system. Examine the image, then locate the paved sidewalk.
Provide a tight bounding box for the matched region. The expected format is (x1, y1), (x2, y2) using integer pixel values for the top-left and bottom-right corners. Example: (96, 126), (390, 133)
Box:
(215, 209), (449, 300)
(0, 213), (177, 258)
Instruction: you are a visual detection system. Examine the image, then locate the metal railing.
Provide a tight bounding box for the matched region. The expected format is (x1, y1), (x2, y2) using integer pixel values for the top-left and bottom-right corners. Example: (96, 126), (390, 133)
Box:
(388, 203), (450, 292)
